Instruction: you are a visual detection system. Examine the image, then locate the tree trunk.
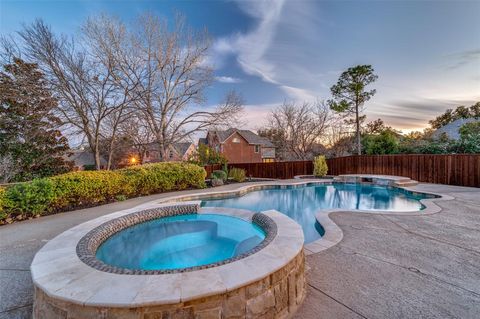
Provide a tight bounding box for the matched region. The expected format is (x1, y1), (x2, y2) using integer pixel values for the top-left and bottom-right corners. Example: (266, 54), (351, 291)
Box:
(355, 103), (361, 155)
(94, 145), (101, 170)
(86, 134), (102, 170)
(106, 130), (118, 170)
(106, 146), (114, 170)
(157, 140), (166, 162)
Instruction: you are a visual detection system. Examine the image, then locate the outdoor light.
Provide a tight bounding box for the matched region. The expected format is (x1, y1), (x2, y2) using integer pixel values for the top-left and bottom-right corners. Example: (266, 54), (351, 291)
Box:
(130, 157), (137, 164)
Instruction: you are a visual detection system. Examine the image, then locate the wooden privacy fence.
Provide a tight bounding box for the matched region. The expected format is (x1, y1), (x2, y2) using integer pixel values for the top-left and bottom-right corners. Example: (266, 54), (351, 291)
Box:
(204, 154), (480, 187)
(327, 154), (480, 187)
(203, 164), (223, 177)
(204, 161), (313, 180)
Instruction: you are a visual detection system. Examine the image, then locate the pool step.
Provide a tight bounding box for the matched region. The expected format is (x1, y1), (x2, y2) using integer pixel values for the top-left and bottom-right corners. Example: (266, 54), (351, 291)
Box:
(393, 181), (419, 187)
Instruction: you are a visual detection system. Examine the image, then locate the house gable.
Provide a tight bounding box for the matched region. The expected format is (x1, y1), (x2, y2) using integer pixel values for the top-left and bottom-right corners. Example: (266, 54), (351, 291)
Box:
(220, 132), (261, 163)
(203, 128), (275, 163)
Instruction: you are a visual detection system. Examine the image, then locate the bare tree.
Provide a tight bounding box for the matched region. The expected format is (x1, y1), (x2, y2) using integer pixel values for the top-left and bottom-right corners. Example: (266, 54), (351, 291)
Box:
(5, 14), (242, 167)
(90, 14), (243, 160)
(14, 20), (135, 170)
(324, 121), (355, 158)
(117, 113), (155, 163)
(265, 101), (333, 160)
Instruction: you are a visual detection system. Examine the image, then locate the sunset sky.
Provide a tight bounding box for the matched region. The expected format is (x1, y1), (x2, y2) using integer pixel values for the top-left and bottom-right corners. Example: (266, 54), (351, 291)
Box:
(1, 0), (479, 133)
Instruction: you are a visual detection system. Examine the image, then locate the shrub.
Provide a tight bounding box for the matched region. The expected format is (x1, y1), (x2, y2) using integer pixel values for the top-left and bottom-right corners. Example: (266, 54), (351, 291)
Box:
(211, 170), (227, 182)
(229, 168), (246, 182)
(190, 143), (228, 165)
(457, 122), (480, 153)
(115, 194), (127, 201)
(313, 155), (328, 177)
(362, 130), (399, 155)
(121, 162), (206, 195)
(50, 170), (127, 210)
(0, 187), (6, 220)
(0, 162), (206, 222)
(3, 179), (56, 217)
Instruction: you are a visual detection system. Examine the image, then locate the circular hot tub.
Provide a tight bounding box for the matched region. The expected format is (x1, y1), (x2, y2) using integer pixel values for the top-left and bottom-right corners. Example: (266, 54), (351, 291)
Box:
(95, 214), (268, 272)
(31, 202), (305, 319)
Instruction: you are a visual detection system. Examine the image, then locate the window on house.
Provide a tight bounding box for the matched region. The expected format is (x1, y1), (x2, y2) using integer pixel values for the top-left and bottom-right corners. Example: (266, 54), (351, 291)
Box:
(263, 158), (274, 163)
(254, 145), (260, 153)
(232, 137), (240, 143)
(169, 151), (174, 159)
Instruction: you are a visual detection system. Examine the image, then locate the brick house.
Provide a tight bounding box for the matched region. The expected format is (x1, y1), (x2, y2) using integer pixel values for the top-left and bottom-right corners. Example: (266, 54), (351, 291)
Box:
(201, 128), (275, 163)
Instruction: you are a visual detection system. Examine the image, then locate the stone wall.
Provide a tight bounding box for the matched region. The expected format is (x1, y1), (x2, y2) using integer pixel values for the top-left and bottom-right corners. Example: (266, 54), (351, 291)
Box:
(33, 250), (306, 319)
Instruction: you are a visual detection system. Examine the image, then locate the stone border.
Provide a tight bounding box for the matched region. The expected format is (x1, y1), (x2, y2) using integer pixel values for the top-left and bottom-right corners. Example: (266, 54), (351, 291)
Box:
(31, 203), (304, 309)
(33, 248), (306, 319)
(76, 204), (277, 275)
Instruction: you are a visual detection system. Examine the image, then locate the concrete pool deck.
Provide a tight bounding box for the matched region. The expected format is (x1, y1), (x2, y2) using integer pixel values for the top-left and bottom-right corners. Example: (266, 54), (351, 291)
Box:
(1, 180), (479, 318)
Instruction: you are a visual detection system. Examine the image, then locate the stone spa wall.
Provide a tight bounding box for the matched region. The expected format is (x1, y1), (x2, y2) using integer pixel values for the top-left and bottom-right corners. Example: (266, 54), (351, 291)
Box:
(32, 204), (306, 319)
(33, 249), (305, 319)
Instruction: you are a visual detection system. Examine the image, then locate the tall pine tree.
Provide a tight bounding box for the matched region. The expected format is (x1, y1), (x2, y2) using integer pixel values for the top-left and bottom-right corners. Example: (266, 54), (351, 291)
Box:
(0, 58), (72, 182)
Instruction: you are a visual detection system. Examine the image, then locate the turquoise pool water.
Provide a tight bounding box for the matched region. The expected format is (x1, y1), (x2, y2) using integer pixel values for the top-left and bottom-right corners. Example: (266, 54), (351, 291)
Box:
(201, 183), (431, 243)
(96, 214), (266, 271)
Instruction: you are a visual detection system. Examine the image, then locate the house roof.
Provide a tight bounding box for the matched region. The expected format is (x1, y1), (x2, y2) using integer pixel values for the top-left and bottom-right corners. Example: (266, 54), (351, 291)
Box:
(67, 150), (107, 167)
(140, 142), (194, 157)
(210, 128), (275, 147)
(172, 142), (193, 157)
(432, 118), (479, 140)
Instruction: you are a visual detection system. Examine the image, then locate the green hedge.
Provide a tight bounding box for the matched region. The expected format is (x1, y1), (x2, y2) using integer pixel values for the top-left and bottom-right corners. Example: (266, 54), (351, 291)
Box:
(211, 170), (227, 182)
(0, 162), (206, 222)
(228, 168), (246, 182)
(0, 187), (6, 220)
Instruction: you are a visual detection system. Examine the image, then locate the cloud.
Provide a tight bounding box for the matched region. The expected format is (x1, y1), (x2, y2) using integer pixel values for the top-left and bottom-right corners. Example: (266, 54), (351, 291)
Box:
(210, 0), (322, 100)
(231, 0), (286, 83)
(368, 97), (479, 130)
(215, 76), (242, 83)
(445, 49), (480, 70)
(240, 103), (277, 130)
(208, 1), (480, 131)
(279, 85), (317, 101)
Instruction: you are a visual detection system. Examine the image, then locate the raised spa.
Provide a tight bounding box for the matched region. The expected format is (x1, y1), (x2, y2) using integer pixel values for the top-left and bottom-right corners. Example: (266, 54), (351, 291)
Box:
(32, 204), (306, 319)
(96, 213), (266, 271)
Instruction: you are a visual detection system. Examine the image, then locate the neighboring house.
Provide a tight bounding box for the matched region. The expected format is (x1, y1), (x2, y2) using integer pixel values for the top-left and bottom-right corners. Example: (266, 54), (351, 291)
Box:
(202, 128), (275, 163)
(432, 118), (479, 140)
(67, 150), (107, 170)
(140, 142), (196, 163)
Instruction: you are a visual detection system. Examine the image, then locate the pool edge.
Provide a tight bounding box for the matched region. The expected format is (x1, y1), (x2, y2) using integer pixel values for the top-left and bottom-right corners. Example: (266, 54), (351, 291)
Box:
(149, 177), (454, 255)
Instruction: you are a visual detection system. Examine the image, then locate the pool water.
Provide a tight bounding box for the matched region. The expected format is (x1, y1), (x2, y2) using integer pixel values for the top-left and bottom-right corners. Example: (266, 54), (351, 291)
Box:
(201, 183), (431, 243)
(96, 214), (266, 271)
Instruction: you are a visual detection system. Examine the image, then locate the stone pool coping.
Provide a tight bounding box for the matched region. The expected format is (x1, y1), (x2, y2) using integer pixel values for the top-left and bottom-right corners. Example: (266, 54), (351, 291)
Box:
(31, 203), (304, 307)
(150, 175), (454, 255)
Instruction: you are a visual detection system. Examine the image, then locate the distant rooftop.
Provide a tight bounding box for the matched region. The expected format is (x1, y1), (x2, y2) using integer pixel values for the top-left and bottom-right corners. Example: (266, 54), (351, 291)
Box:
(432, 118), (479, 140)
(210, 128), (274, 147)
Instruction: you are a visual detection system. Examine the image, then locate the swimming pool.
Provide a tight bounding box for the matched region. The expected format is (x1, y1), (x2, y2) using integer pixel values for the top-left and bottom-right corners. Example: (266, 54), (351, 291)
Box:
(201, 183), (432, 243)
(96, 214), (266, 271)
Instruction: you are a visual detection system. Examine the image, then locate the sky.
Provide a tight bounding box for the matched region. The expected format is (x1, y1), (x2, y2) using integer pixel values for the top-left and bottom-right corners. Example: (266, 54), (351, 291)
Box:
(1, 0), (479, 133)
